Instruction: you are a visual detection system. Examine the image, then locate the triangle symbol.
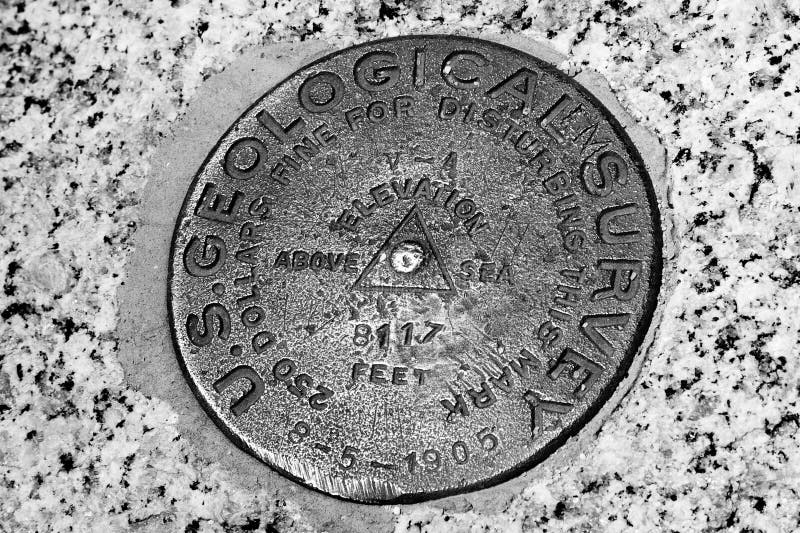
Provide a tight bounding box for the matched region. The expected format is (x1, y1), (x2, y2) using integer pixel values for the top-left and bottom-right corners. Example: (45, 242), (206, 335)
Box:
(352, 204), (456, 295)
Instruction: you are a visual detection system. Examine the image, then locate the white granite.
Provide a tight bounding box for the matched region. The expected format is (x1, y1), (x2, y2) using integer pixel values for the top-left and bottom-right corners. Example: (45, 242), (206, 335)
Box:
(1, 1), (799, 531)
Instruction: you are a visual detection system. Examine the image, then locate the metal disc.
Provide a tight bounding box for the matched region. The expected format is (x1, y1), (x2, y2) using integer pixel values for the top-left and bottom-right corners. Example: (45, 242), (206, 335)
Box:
(168, 35), (662, 503)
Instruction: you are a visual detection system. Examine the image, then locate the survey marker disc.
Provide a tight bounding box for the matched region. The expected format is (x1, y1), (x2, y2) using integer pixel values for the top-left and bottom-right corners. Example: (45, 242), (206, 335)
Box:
(168, 35), (662, 503)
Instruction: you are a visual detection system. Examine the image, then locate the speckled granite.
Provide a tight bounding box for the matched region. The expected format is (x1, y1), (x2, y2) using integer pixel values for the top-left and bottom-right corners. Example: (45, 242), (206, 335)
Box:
(1, 1), (798, 531)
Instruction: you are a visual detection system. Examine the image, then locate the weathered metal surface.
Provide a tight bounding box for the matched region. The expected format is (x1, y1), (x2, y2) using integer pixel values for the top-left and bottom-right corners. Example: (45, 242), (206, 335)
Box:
(168, 35), (662, 503)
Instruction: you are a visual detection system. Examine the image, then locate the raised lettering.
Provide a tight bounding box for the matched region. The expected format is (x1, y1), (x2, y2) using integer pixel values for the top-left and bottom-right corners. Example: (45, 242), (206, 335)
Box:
(298, 71), (345, 113)
(186, 303), (231, 347)
(523, 391), (573, 437)
(442, 51), (488, 89)
(581, 151), (629, 197)
(580, 313), (630, 357)
(547, 348), (602, 399)
(467, 381), (496, 408)
(598, 204), (641, 244)
(441, 393), (469, 417)
(195, 182), (243, 224)
(489, 366), (514, 393)
(487, 68), (539, 114)
(252, 330), (276, 354)
(509, 348), (538, 380)
(213, 366), (264, 416)
(354, 51), (400, 92)
(593, 259), (642, 302)
(223, 137), (268, 181)
(256, 108), (306, 143)
(183, 235), (227, 277)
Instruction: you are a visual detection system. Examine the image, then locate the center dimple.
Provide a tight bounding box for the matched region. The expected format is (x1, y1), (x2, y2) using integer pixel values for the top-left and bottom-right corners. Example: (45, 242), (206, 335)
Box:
(390, 240), (426, 274)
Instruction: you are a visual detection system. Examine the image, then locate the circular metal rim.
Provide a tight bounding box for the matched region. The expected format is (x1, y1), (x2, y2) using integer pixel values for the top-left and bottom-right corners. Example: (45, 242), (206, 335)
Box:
(166, 34), (663, 504)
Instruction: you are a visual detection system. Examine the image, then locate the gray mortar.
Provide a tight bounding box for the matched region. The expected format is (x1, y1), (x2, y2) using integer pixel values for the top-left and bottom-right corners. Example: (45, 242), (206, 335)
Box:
(118, 33), (673, 532)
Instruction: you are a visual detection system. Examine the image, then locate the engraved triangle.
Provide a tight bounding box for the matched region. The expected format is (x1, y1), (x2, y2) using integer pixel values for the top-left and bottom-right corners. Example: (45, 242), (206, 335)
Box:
(352, 204), (456, 295)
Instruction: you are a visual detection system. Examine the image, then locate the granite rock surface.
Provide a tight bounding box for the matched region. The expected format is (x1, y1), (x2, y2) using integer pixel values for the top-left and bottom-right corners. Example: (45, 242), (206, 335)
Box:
(1, 0), (799, 531)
